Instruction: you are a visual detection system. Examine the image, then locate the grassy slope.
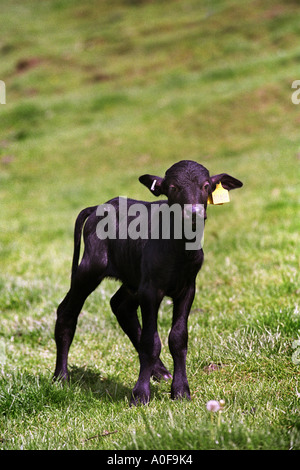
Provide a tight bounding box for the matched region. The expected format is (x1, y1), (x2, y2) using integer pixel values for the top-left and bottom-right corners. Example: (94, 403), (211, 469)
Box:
(0, 0), (299, 450)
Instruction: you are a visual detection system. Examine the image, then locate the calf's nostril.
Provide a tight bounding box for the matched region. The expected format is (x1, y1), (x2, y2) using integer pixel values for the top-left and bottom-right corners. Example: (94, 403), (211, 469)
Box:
(183, 204), (206, 220)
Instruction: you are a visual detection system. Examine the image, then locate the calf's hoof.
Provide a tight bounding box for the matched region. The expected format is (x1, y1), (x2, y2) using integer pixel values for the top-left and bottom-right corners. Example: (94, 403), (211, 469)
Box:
(52, 369), (69, 383)
(151, 360), (172, 382)
(171, 383), (191, 401)
(130, 385), (150, 406)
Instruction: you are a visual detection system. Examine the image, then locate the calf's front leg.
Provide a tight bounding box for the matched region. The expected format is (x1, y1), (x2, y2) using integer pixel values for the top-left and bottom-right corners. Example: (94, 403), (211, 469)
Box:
(169, 285), (195, 400)
(130, 286), (163, 406)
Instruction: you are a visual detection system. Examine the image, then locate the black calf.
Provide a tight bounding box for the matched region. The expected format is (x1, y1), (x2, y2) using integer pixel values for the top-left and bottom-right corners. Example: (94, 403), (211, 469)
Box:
(53, 160), (242, 405)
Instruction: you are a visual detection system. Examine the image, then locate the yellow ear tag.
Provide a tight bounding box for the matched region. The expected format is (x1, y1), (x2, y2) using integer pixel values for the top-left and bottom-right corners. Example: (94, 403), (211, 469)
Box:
(207, 182), (230, 205)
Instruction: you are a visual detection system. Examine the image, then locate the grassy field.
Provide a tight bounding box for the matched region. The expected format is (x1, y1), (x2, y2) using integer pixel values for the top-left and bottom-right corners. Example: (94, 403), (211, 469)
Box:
(0, 0), (299, 450)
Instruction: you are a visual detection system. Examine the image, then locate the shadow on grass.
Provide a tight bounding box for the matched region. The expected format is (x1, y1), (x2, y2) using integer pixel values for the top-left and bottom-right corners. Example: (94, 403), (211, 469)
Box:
(68, 365), (133, 403)
(1, 365), (173, 420)
(68, 366), (172, 404)
(0, 367), (133, 419)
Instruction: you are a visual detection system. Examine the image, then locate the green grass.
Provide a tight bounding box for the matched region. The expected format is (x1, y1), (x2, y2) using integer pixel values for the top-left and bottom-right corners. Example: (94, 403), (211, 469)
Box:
(0, 0), (299, 450)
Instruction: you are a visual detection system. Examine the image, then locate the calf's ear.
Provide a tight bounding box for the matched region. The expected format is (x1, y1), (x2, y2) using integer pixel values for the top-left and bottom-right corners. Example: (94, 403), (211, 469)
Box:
(139, 174), (166, 196)
(211, 173), (243, 191)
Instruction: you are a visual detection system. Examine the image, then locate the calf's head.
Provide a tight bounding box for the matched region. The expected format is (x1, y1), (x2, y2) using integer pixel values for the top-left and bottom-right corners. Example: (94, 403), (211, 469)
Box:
(139, 160), (243, 223)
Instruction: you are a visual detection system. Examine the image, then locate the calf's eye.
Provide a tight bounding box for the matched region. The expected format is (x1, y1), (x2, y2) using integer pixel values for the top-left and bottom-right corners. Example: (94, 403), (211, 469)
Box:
(203, 182), (210, 192)
(169, 185), (178, 193)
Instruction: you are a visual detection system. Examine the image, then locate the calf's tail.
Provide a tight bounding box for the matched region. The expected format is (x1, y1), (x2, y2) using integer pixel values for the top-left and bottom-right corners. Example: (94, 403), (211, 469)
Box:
(71, 206), (97, 280)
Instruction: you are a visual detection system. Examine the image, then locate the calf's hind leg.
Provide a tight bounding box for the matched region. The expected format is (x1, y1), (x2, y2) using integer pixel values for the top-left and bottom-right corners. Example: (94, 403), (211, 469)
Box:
(110, 285), (172, 382)
(54, 265), (103, 381)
